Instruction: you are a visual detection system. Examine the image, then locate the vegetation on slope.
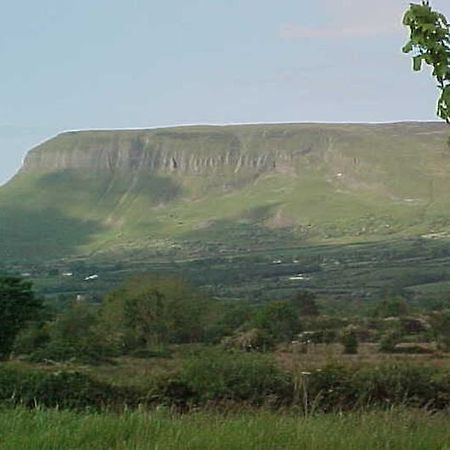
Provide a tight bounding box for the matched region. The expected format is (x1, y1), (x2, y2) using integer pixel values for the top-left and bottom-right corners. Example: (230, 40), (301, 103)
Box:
(1, 123), (450, 261)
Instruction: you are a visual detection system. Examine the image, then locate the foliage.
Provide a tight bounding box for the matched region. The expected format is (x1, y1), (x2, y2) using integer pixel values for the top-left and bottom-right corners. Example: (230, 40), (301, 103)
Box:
(177, 348), (292, 405)
(2, 409), (450, 450)
(379, 329), (403, 353)
(0, 368), (139, 411)
(15, 301), (111, 363)
(5, 124), (450, 267)
(12, 322), (50, 356)
(291, 290), (320, 316)
(340, 326), (359, 354)
(0, 357), (449, 413)
(221, 328), (274, 352)
(373, 297), (409, 318)
(300, 364), (450, 412)
(100, 276), (213, 352)
(429, 311), (450, 350)
(203, 302), (254, 344)
(403, 1), (450, 125)
(253, 301), (301, 342)
(0, 277), (43, 359)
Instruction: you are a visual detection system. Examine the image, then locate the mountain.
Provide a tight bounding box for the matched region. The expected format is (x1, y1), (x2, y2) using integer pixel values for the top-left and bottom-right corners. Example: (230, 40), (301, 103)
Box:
(1, 122), (450, 262)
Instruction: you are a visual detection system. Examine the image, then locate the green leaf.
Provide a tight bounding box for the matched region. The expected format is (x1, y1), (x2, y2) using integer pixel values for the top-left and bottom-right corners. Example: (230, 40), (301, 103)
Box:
(413, 56), (423, 71)
(402, 42), (414, 53)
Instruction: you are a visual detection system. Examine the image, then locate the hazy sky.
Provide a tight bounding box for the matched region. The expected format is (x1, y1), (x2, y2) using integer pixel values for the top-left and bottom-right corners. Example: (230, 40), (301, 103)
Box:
(1, 0), (450, 184)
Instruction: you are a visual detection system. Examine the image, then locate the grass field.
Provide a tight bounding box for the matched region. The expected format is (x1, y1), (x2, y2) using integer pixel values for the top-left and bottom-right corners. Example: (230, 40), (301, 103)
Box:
(10, 235), (450, 308)
(0, 408), (448, 450)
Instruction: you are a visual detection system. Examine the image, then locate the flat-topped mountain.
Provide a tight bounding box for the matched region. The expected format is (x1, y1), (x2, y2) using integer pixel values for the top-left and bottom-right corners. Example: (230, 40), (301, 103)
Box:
(2, 122), (450, 261)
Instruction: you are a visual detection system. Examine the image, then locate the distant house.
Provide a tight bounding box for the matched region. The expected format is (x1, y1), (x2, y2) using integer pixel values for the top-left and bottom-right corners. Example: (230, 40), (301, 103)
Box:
(84, 274), (99, 281)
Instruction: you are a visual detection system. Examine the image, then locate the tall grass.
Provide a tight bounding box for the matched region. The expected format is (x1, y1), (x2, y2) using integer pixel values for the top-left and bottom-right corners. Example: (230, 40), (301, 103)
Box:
(0, 408), (449, 450)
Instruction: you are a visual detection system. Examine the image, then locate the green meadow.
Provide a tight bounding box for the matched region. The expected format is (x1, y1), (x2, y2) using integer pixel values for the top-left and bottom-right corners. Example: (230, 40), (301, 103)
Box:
(0, 409), (449, 450)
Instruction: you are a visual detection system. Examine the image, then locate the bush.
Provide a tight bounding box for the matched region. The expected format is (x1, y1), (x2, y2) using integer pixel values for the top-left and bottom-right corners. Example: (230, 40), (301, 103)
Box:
(298, 366), (356, 412)
(0, 368), (140, 410)
(379, 330), (402, 353)
(27, 339), (110, 365)
(253, 301), (301, 343)
(100, 276), (214, 351)
(0, 361), (448, 413)
(373, 297), (409, 318)
(221, 328), (274, 352)
(177, 349), (292, 406)
(12, 301), (114, 364)
(295, 364), (450, 412)
(354, 365), (446, 409)
(13, 323), (50, 356)
(340, 327), (358, 354)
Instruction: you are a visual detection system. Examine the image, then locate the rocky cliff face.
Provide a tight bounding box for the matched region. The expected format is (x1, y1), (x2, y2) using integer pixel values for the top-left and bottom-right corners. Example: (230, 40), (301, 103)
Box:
(21, 122), (448, 179)
(20, 124), (347, 176)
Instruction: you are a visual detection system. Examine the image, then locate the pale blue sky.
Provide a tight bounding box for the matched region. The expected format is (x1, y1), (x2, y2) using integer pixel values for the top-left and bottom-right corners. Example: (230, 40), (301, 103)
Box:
(1, 0), (450, 184)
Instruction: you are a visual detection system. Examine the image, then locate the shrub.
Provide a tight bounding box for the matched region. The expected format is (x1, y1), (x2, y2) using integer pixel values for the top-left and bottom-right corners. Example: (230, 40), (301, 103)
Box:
(299, 366), (356, 412)
(13, 323), (50, 356)
(253, 301), (301, 343)
(0, 368), (140, 410)
(16, 301), (114, 364)
(221, 328), (274, 352)
(379, 330), (402, 353)
(340, 327), (358, 354)
(178, 349), (292, 406)
(373, 297), (409, 318)
(430, 312), (450, 351)
(294, 364), (450, 412)
(354, 365), (444, 409)
(291, 291), (320, 316)
(100, 276), (214, 351)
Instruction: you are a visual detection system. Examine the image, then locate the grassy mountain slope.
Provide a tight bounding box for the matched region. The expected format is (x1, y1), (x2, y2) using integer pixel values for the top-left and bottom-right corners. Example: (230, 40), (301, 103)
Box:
(1, 122), (450, 262)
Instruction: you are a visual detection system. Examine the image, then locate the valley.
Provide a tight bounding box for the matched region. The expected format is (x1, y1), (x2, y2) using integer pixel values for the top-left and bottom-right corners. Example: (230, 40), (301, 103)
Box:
(2, 122), (450, 303)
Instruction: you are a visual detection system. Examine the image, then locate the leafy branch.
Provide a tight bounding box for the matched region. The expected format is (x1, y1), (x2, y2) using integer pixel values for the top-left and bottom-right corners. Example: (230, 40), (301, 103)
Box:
(403, 1), (450, 123)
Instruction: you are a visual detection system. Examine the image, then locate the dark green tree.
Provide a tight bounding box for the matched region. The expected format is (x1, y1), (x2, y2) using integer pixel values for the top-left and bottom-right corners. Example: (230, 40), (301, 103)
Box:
(0, 276), (42, 359)
(403, 1), (450, 134)
(373, 297), (409, 318)
(254, 301), (301, 342)
(39, 301), (110, 363)
(430, 311), (450, 351)
(291, 290), (320, 317)
(100, 276), (213, 352)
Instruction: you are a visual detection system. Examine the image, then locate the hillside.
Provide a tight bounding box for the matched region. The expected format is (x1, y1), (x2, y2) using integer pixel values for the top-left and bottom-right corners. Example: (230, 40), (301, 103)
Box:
(1, 122), (450, 262)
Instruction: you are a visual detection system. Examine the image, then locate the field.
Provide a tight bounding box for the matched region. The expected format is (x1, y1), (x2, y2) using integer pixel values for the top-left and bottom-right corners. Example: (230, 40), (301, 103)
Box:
(7, 235), (450, 311)
(0, 408), (449, 450)
(2, 123), (450, 448)
(7, 342), (450, 388)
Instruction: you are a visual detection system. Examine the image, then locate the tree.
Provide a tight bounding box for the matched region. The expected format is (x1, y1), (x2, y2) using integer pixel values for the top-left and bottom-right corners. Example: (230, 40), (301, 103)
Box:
(403, 1), (450, 133)
(100, 276), (213, 352)
(379, 329), (402, 353)
(373, 296), (409, 318)
(291, 290), (320, 317)
(429, 311), (450, 351)
(254, 301), (301, 342)
(0, 276), (42, 359)
(41, 300), (110, 362)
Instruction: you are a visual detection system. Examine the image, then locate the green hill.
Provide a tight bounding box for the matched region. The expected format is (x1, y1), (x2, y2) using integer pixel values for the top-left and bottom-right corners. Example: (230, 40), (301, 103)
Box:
(1, 122), (450, 262)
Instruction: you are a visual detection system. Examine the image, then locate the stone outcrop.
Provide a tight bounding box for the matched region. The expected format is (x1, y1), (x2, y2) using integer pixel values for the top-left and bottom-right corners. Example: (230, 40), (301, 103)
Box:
(20, 124), (343, 176)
